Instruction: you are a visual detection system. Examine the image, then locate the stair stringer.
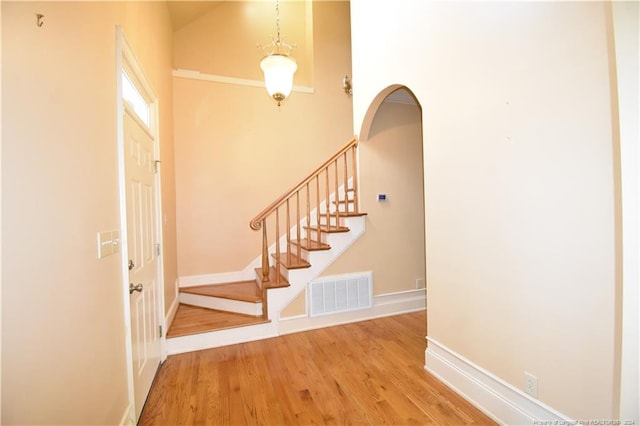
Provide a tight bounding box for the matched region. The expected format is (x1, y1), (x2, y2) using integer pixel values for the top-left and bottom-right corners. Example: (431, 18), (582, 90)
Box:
(166, 216), (365, 356)
(266, 215), (367, 325)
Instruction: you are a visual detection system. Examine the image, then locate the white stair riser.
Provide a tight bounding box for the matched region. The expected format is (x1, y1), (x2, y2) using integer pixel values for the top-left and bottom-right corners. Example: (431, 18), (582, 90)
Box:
(277, 262), (291, 280)
(305, 228), (327, 241)
(167, 321), (278, 355)
(319, 216), (341, 226)
(275, 248), (312, 263)
(283, 248), (313, 263)
(254, 267), (290, 287)
(179, 292), (262, 316)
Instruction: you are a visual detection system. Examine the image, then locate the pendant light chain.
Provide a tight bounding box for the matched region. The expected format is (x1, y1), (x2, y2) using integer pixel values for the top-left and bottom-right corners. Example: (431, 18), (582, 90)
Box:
(275, 0), (282, 47)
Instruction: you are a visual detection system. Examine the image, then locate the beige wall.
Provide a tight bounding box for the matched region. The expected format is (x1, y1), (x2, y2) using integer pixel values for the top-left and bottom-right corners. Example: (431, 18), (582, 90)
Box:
(174, 1), (354, 277)
(1, 2), (176, 424)
(282, 98), (426, 317)
(352, 0), (621, 420)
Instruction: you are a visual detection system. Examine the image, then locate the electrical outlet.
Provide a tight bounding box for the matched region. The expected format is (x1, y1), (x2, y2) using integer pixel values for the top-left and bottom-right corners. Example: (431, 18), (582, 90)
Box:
(524, 372), (538, 398)
(416, 278), (425, 289)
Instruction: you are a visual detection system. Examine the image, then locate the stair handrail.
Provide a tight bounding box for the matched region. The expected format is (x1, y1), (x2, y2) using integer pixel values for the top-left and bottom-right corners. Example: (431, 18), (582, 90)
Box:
(249, 136), (358, 231)
(248, 136), (360, 297)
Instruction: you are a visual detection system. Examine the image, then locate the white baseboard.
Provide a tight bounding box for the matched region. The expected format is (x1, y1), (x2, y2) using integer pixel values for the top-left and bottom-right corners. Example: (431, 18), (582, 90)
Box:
(118, 404), (134, 426)
(278, 288), (426, 335)
(425, 338), (571, 425)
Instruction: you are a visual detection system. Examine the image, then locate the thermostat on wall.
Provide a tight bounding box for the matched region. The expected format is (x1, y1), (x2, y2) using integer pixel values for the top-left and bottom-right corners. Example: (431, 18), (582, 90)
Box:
(377, 193), (387, 202)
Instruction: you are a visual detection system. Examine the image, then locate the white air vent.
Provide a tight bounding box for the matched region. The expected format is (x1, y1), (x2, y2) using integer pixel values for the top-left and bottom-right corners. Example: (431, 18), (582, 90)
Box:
(308, 272), (372, 317)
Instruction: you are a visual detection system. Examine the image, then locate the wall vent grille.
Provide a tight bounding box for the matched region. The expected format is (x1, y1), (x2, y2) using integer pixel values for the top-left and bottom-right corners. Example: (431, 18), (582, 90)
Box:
(308, 272), (372, 317)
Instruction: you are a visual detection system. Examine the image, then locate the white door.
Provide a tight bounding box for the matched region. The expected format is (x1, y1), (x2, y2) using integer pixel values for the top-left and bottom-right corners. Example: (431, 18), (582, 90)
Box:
(124, 105), (161, 421)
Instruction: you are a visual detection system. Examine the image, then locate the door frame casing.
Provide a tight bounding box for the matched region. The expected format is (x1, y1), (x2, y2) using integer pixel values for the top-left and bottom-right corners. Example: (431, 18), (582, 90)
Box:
(115, 26), (167, 424)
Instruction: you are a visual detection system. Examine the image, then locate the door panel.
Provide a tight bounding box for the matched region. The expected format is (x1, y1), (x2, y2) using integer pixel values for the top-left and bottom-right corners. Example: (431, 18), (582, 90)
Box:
(124, 107), (160, 421)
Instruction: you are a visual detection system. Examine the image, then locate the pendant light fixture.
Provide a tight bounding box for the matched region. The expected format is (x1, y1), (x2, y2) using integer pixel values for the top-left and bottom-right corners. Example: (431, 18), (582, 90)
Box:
(258, 0), (297, 106)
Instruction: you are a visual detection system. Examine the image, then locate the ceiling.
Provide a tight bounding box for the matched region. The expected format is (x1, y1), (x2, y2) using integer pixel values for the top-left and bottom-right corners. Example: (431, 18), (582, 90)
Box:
(166, 0), (415, 106)
(167, 1), (222, 31)
(166, 2), (418, 107)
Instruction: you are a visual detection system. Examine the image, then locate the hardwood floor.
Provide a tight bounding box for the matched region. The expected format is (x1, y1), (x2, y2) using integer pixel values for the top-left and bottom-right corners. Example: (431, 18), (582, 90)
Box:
(141, 311), (496, 425)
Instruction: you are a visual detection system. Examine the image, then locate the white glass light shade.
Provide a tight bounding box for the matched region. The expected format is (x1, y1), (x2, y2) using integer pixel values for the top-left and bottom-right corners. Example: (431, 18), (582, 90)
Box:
(260, 54), (297, 105)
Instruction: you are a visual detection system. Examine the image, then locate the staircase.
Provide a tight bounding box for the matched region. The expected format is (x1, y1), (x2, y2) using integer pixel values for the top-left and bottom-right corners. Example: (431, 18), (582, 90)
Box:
(166, 137), (367, 355)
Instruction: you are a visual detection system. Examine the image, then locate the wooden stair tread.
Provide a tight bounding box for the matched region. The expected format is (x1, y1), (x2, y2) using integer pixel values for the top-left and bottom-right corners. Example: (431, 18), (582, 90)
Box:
(305, 225), (350, 233)
(319, 212), (368, 218)
(167, 304), (269, 338)
(255, 267), (290, 289)
(291, 238), (331, 251)
(272, 252), (311, 269)
(180, 281), (262, 303)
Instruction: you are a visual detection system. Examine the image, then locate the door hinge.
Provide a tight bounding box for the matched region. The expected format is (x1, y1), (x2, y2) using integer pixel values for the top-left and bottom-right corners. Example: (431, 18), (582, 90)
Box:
(159, 325), (163, 338)
(154, 160), (161, 174)
(156, 243), (160, 256)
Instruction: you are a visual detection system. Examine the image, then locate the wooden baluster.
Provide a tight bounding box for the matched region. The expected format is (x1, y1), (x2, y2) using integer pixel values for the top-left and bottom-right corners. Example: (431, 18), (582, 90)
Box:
(334, 159), (340, 222)
(286, 199), (291, 266)
(261, 219), (269, 283)
(306, 182), (311, 249)
(316, 175), (320, 236)
(275, 208), (280, 285)
(296, 191), (301, 260)
(325, 168), (330, 228)
(343, 151), (348, 210)
(352, 145), (359, 214)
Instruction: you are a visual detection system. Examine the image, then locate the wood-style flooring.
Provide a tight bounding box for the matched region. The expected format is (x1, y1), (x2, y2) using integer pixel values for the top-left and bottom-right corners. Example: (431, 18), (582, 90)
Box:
(141, 311), (496, 425)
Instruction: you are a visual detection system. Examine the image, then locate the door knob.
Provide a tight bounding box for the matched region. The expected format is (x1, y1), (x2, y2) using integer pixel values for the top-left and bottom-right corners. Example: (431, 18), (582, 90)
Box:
(128, 259), (135, 271)
(129, 283), (143, 294)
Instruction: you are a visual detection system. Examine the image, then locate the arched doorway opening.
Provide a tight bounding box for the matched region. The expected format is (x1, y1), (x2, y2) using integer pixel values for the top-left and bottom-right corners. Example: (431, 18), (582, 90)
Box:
(357, 85), (426, 315)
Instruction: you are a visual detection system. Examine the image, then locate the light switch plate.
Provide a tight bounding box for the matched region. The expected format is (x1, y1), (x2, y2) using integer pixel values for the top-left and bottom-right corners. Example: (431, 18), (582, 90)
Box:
(97, 231), (113, 259)
(111, 230), (121, 253)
